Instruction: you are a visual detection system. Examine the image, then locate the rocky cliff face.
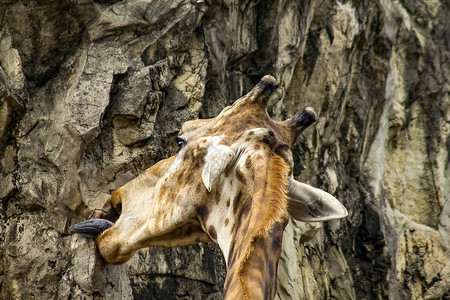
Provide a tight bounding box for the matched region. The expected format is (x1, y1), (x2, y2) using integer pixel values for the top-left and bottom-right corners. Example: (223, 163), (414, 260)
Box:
(0, 0), (448, 299)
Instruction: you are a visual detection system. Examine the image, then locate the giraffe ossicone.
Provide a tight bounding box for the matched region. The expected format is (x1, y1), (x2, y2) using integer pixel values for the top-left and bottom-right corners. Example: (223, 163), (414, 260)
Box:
(72, 75), (348, 299)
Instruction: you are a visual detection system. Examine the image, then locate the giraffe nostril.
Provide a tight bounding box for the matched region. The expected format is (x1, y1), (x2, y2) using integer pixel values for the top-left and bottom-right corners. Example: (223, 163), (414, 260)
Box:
(113, 202), (122, 216)
(111, 189), (124, 216)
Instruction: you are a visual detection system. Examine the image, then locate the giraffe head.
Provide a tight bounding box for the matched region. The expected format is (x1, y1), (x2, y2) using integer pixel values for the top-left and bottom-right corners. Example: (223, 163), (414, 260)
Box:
(72, 75), (347, 299)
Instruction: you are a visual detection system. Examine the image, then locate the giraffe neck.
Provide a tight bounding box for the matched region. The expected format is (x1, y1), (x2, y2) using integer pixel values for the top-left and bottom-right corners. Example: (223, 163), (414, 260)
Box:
(222, 221), (287, 300)
(203, 152), (291, 299)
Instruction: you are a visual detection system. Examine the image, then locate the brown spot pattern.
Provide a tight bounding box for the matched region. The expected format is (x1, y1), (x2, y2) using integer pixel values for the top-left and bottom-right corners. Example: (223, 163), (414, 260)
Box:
(177, 172), (184, 184)
(196, 183), (202, 194)
(240, 197), (252, 219)
(232, 191), (242, 214)
(245, 156), (253, 170)
(214, 189), (221, 204)
(196, 206), (208, 220)
(235, 166), (246, 185)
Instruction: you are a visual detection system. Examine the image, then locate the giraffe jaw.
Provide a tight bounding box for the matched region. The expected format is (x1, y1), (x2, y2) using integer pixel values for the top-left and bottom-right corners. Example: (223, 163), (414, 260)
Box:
(70, 218), (114, 238)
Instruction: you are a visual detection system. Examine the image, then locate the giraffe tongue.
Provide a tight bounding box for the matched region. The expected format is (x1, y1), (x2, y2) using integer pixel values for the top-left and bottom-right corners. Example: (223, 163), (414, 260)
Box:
(71, 219), (114, 238)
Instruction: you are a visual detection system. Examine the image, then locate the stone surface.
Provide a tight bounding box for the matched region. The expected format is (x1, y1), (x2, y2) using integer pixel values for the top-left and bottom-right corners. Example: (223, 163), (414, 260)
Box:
(0, 0), (448, 299)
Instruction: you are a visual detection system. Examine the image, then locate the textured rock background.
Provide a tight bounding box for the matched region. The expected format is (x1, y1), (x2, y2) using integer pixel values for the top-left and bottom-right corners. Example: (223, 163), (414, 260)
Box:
(0, 0), (448, 299)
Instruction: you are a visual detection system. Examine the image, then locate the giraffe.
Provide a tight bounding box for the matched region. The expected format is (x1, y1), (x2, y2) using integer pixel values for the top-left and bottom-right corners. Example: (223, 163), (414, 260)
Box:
(71, 75), (348, 299)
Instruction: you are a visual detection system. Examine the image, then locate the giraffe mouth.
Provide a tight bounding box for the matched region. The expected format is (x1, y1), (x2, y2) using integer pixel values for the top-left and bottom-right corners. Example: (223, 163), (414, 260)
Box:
(71, 218), (114, 238)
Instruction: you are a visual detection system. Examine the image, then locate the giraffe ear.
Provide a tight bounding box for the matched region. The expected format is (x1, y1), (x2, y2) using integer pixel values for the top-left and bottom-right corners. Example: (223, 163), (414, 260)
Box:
(202, 144), (235, 192)
(287, 178), (348, 222)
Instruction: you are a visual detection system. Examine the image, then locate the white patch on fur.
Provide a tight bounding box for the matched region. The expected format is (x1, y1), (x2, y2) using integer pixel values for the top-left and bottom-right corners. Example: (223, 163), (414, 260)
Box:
(202, 137), (235, 192)
(215, 176), (237, 264)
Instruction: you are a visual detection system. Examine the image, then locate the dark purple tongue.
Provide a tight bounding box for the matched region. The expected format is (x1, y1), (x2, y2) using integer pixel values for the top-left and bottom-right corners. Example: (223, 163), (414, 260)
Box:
(71, 219), (114, 238)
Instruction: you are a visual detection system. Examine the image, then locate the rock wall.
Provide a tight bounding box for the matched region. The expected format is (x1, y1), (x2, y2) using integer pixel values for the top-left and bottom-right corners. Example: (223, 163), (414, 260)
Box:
(0, 0), (448, 299)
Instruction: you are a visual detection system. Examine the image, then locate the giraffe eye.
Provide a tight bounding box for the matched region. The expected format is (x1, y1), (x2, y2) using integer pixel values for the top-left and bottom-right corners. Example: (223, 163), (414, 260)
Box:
(173, 137), (186, 151)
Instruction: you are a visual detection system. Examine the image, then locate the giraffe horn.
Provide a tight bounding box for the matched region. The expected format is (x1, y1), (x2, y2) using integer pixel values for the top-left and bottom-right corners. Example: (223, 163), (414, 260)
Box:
(283, 107), (317, 147)
(246, 75), (279, 106)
